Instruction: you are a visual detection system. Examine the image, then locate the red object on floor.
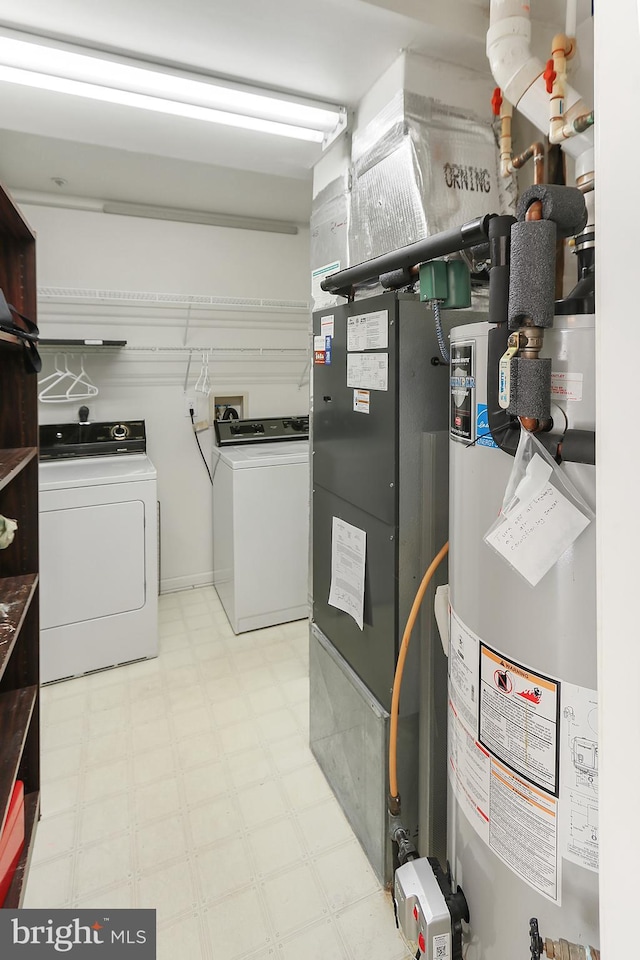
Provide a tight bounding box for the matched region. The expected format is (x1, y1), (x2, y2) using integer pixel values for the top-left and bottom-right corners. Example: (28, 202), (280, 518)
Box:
(0, 780), (25, 906)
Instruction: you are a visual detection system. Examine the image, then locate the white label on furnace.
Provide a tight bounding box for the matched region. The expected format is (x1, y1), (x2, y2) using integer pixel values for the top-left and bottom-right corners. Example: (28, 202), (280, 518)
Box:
(321, 315), (335, 339)
(433, 933), (451, 960)
(551, 371), (583, 402)
(353, 389), (370, 414)
(484, 454), (591, 586)
(328, 517), (366, 631)
(313, 335), (325, 352)
(347, 353), (388, 391)
(559, 683), (599, 872)
(347, 310), (388, 351)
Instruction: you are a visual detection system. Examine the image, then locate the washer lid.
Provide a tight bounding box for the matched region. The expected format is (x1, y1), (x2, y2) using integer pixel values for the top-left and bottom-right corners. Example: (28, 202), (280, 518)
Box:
(39, 453), (157, 490)
(215, 441), (309, 469)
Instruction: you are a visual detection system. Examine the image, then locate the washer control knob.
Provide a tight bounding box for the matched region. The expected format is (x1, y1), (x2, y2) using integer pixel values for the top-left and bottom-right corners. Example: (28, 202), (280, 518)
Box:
(111, 423), (129, 440)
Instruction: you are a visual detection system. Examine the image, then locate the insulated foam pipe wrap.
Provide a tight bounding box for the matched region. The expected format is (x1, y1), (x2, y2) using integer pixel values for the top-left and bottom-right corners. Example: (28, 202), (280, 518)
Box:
(508, 220), (557, 329)
(507, 357), (552, 420)
(516, 184), (588, 238)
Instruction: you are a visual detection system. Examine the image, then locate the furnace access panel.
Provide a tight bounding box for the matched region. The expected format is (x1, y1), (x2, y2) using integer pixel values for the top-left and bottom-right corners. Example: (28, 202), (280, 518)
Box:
(311, 292), (450, 711)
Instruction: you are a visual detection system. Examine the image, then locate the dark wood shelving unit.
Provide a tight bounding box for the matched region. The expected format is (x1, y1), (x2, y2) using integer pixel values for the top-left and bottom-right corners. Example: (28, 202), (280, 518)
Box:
(0, 181), (40, 909)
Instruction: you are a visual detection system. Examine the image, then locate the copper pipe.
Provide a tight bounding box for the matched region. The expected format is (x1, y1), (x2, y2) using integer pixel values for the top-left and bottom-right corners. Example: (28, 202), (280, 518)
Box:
(572, 110), (594, 134)
(525, 200), (543, 221)
(520, 416), (539, 432)
(519, 417), (553, 434)
(512, 142), (545, 184)
(577, 172), (595, 194)
(544, 938), (600, 960)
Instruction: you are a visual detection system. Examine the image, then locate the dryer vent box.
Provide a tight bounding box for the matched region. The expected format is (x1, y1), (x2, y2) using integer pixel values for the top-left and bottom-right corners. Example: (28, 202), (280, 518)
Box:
(211, 394), (247, 423)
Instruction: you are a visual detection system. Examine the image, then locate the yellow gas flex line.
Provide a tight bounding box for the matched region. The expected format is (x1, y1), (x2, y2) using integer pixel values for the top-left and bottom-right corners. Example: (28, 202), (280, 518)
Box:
(389, 540), (449, 803)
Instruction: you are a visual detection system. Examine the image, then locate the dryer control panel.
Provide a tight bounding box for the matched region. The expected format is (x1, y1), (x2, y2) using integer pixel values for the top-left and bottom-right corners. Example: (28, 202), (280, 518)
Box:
(39, 420), (147, 459)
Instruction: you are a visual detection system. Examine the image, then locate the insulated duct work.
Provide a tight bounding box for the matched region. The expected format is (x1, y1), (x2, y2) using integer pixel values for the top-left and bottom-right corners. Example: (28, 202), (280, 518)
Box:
(310, 173), (350, 311)
(349, 92), (515, 266)
(311, 89), (516, 307)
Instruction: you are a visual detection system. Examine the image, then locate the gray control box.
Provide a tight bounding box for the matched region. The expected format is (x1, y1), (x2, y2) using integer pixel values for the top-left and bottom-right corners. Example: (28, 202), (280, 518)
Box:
(394, 858), (452, 959)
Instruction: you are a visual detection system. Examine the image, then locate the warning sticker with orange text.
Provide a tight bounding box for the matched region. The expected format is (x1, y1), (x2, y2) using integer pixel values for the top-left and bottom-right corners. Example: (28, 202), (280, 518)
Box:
(479, 645), (560, 795)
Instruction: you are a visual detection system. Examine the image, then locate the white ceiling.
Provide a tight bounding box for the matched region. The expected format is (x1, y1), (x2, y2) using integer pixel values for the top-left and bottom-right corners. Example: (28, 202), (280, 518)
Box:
(0, 0), (572, 221)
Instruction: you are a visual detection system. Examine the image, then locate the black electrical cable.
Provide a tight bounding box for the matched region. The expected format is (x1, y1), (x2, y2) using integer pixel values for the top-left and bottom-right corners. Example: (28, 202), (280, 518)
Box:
(464, 420), (517, 449)
(189, 408), (213, 485)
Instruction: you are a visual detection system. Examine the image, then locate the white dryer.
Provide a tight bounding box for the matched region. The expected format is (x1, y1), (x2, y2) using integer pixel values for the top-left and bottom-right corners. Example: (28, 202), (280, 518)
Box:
(39, 420), (158, 683)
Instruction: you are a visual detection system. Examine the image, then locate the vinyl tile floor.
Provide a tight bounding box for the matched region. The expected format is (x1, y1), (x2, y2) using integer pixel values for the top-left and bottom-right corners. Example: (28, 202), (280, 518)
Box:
(25, 585), (411, 960)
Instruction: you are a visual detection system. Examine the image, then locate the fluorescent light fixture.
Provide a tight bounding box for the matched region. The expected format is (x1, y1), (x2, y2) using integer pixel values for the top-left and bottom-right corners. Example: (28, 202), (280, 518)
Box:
(0, 29), (348, 145)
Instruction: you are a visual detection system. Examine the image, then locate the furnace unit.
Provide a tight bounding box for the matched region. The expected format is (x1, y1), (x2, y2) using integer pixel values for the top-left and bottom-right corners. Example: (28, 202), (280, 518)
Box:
(309, 290), (451, 882)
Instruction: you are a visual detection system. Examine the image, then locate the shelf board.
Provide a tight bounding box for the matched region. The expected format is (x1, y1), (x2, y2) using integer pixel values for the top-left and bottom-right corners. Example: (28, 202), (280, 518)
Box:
(0, 331), (21, 348)
(0, 447), (37, 492)
(0, 574), (38, 681)
(0, 685), (37, 838)
(3, 790), (39, 909)
(40, 339), (127, 347)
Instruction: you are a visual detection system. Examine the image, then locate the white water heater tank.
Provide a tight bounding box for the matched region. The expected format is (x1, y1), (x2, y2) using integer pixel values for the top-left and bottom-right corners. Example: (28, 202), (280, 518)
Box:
(447, 315), (598, 959)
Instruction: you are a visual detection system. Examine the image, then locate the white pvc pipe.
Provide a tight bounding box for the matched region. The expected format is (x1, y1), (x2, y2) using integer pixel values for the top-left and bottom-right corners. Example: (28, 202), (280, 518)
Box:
(486, 5), (594, 162)
(566, 0), (578, 38)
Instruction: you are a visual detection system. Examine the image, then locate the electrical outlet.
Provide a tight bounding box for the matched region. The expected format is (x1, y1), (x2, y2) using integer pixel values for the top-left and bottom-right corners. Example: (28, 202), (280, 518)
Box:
(184, 396), (195, 418)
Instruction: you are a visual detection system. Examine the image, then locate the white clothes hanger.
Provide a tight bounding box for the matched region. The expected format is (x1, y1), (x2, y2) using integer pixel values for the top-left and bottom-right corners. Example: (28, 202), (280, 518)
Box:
(65, 355), (99, 400)
(38, 353), (76, 401)
(194, 351), (211, 396)
(37, 353), (66, 392)
(38, 354), (99, 403)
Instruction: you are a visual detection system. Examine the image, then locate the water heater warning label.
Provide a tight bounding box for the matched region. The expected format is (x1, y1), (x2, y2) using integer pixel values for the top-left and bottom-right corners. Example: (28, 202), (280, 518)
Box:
(479, 645), (559, 796)
(448, 609), (561, 904)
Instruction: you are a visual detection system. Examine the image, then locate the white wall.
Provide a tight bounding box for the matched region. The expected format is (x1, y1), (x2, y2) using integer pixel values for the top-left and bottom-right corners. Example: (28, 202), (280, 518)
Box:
(28, 203), (311, 592)
(595, 1), (640, 953)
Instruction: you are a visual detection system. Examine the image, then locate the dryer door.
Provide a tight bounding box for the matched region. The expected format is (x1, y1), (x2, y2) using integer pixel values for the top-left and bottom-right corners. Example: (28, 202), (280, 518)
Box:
(40, 499), (146, 629)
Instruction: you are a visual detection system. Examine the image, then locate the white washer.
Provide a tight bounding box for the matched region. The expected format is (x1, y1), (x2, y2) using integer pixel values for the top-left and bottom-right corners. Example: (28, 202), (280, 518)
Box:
(39, 453), (158, 683)
(212, 440), (309, 633)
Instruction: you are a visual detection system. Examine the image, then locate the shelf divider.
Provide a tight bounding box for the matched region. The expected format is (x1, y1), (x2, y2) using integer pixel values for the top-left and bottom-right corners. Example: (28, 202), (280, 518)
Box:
(3, 790), (40, 909)
(0, 448), (37, 493)
(0, 686), (38, 837)
(0, 574), (38, 681)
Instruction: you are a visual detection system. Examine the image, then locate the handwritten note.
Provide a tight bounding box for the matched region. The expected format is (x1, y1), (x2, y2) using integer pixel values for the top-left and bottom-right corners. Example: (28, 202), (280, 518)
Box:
(328, 517), (366, 630)
(485, 454), (591, 586)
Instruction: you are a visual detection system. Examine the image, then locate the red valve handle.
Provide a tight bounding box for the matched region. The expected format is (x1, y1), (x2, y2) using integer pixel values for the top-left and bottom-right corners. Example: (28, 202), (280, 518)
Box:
(543, 59), (557, 94)
(491, 86), (503, 116)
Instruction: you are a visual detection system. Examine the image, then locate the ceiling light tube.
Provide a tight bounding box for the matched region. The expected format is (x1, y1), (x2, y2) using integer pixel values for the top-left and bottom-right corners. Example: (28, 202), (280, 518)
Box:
(0, 29), (347, 144)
